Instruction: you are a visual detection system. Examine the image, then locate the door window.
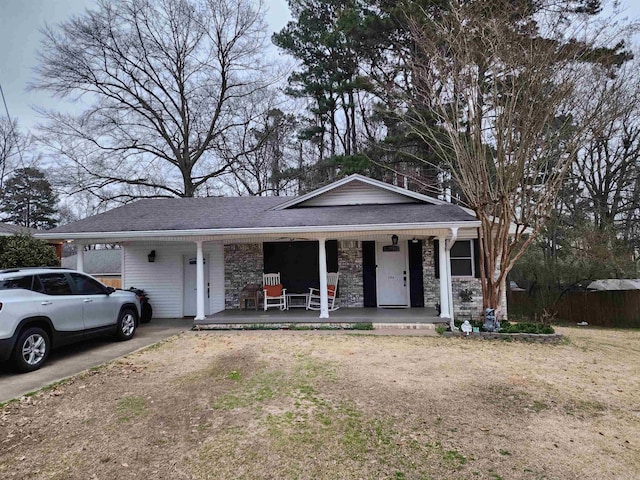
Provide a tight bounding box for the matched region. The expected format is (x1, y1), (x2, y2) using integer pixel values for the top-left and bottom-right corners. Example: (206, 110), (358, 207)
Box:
(38, 273), (73, 295)
(69, 273), (107, 295)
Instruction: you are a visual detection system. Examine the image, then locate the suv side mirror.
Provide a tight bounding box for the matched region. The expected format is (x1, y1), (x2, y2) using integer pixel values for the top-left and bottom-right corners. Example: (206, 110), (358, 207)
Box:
(105, 286), (116, 295)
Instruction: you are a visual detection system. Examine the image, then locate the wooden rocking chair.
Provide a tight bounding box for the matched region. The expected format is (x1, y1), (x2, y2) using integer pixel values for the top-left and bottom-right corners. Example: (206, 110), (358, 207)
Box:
(263, 272), (287, 310)
(306, 272), (339, 311)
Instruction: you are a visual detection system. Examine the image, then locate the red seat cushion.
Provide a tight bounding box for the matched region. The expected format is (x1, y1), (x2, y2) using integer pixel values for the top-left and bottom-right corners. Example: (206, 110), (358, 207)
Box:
(264, 284), (283, 297)
(327, 285), (336, 296)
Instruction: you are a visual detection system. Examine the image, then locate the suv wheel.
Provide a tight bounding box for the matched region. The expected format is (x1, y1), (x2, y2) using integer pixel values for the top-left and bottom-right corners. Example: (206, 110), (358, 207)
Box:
(116, 308), (137, 341)
(13, 327), (50, 373)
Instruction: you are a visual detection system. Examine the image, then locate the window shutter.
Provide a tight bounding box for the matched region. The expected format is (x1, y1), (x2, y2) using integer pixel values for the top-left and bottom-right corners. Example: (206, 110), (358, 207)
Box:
(433, 239), (440, 279)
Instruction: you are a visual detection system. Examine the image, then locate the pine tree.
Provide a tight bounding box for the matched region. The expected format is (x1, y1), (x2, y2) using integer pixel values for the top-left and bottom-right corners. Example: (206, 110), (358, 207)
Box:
(1, 167), (58, 230)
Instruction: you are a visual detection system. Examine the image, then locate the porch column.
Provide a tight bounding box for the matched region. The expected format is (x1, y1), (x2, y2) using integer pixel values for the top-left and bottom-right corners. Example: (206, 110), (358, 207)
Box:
(318, 238), (329, 318)
(446, 228), (458, 330)
(445, 247), (455, 329)
(195, 241), (206, 321)
(438, 235), (450, 320)
(76, 245), (84, 272)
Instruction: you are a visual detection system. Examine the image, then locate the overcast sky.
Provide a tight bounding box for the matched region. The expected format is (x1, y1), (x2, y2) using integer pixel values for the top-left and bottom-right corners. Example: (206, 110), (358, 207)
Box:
(1, 0), (638, 134)
(0, 0), (292, 131)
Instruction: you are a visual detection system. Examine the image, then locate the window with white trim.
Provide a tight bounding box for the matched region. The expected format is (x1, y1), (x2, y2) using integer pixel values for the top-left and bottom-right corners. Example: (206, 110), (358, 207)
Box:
(450, 240), (474, 277)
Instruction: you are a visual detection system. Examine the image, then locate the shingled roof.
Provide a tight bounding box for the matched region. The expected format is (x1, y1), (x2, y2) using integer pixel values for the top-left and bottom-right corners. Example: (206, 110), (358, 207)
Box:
(43, 197), (477, 235)
(0, 223), (37, 235)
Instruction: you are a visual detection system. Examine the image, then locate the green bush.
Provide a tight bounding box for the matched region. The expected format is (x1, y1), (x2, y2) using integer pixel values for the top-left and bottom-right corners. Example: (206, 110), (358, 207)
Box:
(352, 322), (374, 330)
(452, 319), (555, 334)
(0, 234), (59, 269)
(499, 322), (555, 334)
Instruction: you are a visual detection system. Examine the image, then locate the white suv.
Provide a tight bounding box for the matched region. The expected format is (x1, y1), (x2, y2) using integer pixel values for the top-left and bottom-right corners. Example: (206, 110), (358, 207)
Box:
(0, 268), (140, 373)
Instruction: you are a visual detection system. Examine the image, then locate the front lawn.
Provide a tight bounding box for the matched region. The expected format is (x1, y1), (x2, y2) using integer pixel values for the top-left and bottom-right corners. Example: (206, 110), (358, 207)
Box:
(1, 327), (638, 479)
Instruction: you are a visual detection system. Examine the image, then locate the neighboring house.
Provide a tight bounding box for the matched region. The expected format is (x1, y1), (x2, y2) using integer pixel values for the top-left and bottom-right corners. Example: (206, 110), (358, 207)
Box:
(61, 249), (122, 287)
(587, 279), (640, 291)
(0, 223), (37, 236)
(37, 174), (501, 325)
(0, 222), (64, 260)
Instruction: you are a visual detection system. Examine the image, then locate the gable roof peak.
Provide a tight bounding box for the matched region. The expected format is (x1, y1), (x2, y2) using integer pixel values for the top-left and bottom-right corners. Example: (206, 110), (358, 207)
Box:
(272, 174), (446, 210)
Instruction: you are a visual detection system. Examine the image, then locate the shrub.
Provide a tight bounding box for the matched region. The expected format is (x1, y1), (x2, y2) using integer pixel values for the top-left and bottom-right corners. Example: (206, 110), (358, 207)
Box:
(0, 234), (59, 269)
(352, 322), (374, 330)
(500, 322), (555, 334)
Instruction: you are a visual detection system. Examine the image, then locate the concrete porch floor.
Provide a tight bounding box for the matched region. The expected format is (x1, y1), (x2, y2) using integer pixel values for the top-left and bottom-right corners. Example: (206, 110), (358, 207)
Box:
(194, 307), (444, 326)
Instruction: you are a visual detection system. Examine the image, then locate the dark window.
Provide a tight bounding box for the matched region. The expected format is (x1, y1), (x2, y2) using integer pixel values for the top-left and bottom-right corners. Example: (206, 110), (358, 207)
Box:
(450, 241), (474, 277)
(0, 276), (33, 291)
(263, 240), (338, 294)
(69, 273), (106, 295)
(39, 273), (73, 295)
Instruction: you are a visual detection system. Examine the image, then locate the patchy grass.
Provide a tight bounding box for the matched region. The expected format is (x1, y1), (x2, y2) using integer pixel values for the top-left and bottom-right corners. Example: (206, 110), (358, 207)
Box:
(115, 395), (148, 422)
(0, 327), (639, 479)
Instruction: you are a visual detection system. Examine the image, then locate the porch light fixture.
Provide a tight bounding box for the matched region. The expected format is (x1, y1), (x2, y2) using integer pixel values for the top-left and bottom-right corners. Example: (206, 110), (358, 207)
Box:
(383, 234), (400, 252)
(148, 250), (156, 263)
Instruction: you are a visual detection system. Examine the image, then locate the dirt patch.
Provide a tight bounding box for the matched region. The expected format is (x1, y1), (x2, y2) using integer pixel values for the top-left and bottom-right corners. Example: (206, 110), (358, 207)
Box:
(1, 327), (638, 479)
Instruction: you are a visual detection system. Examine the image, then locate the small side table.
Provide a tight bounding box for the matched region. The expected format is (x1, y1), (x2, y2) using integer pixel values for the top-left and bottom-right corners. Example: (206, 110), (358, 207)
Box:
(286, 293), (309, 310)
(239, 284), (263, 310)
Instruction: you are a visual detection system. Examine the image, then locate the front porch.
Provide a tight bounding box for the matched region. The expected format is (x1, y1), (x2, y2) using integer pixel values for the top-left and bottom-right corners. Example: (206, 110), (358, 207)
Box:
(194, 306), (443, 327)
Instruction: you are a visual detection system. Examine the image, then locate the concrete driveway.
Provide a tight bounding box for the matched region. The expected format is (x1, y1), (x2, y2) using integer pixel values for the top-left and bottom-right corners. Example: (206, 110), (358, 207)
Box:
(0, 317), (189, 404)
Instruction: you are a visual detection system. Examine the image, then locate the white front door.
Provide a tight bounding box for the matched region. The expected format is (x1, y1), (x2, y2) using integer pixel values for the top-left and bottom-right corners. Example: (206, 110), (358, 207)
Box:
(376, 241), (410, 307)
(183, 255), (209, 317)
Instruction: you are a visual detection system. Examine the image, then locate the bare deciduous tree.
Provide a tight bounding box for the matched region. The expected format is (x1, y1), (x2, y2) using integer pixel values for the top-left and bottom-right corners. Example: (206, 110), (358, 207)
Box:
(572, 62), (640, 235)
(0, 116), (29, 192)
(33, 0), (276, 199)
(403, 0), (630, 313)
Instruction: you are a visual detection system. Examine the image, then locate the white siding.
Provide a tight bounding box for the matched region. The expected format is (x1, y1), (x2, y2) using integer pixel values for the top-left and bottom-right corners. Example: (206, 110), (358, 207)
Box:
(122, 242), (225, 318)
(298, 181), (420, 207)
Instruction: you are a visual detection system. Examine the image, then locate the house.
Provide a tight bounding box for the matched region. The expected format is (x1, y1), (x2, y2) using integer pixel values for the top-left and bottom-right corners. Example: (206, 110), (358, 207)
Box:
(36, 175), (498, 326)
(587, 279), (640, 291)
(0, 222), (65, 259)
(0, 223), (37, 236)
(61, 249), (122, 288)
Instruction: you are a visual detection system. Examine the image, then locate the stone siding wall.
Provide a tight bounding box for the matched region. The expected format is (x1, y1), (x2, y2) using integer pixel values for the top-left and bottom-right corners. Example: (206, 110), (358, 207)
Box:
(337, 240), (364, 307)
(224, 243), (263, 309)
(221, 239), (503, 318)
(422, 240), (485, 319)
(422, 240), (439, 309)
(451, 278), (483, 319)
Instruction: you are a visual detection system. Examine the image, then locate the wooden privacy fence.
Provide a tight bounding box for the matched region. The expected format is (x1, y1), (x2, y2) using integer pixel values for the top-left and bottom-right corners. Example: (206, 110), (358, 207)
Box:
(97, 277), (122, 289)
(508, 290), (640, 328)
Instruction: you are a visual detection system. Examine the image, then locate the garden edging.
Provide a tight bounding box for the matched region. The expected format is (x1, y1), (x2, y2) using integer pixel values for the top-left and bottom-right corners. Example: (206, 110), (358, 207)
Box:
(442, 331), (564, 343)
